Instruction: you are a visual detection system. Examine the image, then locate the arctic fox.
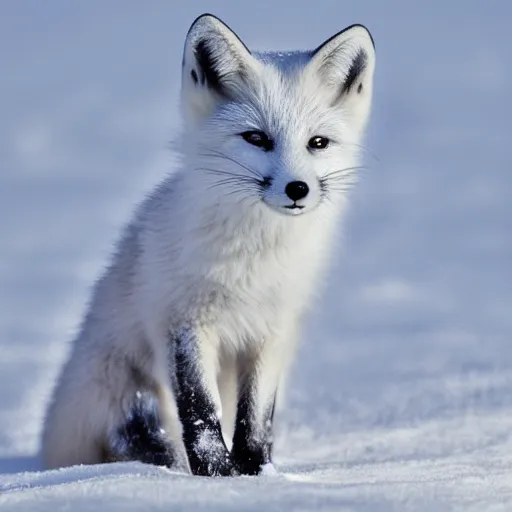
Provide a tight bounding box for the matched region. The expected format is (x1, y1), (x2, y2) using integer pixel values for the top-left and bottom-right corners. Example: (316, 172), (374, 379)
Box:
(41, 13), (376, 476)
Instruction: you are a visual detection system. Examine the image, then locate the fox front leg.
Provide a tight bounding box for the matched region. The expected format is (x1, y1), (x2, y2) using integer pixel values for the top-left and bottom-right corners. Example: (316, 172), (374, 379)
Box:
(173, 328), (238, 477)
(232, 382), (276, 475)
(232, 340), (285, 475)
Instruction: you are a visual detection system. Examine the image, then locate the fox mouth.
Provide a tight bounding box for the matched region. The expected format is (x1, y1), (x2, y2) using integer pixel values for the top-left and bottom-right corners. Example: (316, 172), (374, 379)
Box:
(260, 198), (311, 216)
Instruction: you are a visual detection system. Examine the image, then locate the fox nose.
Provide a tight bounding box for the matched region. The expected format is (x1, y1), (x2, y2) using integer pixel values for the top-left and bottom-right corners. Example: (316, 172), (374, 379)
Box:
(285, 181), (309, 201)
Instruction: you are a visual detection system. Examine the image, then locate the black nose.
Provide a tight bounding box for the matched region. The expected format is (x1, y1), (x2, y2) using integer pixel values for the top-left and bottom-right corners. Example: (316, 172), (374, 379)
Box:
(285, 181), (309, 201)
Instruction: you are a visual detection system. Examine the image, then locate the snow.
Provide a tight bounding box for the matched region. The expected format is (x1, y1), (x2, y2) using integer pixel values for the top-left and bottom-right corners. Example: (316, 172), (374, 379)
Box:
(1, 1), (511, 510)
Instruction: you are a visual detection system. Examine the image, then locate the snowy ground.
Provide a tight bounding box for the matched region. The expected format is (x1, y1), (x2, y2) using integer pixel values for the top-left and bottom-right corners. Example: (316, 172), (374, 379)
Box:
(1, 2), (511, 510)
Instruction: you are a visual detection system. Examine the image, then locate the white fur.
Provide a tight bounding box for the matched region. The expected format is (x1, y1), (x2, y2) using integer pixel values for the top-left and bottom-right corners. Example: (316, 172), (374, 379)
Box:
(41, 14), (375, 470)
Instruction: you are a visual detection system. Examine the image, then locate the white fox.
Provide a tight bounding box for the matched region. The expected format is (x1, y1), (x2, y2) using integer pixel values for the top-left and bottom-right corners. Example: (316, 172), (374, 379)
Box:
(41, 13), (376, 476)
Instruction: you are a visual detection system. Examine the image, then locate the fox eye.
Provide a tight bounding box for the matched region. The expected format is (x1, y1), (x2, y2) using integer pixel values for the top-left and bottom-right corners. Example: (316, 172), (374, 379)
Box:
(308, 136), (330, 150)
(241, 131), (274, 151)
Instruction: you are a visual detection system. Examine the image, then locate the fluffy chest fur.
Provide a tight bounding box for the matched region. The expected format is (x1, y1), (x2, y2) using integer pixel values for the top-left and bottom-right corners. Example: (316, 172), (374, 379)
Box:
(136, 184), (340, 350)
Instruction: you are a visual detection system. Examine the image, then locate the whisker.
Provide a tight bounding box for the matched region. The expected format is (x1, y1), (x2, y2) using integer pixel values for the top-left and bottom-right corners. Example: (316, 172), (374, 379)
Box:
(206, 180), (258, 192)
(320, 166), (367, 181)
(208, 183), (257, 191)
(198, 148), (263, 180)
(205, 178), (261, 196)
(224, 187), (260, 199)
(322, 185), (356, 194)
(197, 167), (259, 182)
(325, 185), (355, 191)
(217, 185), (262, 206)
(206, 179), (257, 189)
(320, 179), (358, 192)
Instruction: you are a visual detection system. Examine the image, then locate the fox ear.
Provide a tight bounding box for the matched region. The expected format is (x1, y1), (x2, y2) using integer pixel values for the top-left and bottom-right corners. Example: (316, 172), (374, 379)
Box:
(181, 14), (260, 124)
(308, 24), (376, 133)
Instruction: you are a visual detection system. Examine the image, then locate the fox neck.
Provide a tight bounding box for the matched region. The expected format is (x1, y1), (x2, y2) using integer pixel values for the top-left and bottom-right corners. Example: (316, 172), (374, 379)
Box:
(172, 170), (341, 270)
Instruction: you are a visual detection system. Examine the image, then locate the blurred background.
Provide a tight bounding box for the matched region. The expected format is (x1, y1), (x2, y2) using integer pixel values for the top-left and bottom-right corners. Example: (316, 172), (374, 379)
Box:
(0, 0), (510, 480)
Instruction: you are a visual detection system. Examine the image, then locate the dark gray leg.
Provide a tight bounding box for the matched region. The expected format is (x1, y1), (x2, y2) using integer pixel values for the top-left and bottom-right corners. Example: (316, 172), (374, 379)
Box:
(108, 390), (177, 468)
(231, 341), (284, 475)
(232, 381), (276, 475)
(173, 329), (238, 477)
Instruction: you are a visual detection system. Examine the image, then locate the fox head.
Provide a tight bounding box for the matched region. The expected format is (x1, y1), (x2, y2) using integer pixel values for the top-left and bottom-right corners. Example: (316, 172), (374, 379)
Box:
(179, 13), (375, 217)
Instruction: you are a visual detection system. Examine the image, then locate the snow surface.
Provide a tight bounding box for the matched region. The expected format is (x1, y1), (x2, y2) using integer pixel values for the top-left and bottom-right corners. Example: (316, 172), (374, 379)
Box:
(1, 2), (511, 510)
